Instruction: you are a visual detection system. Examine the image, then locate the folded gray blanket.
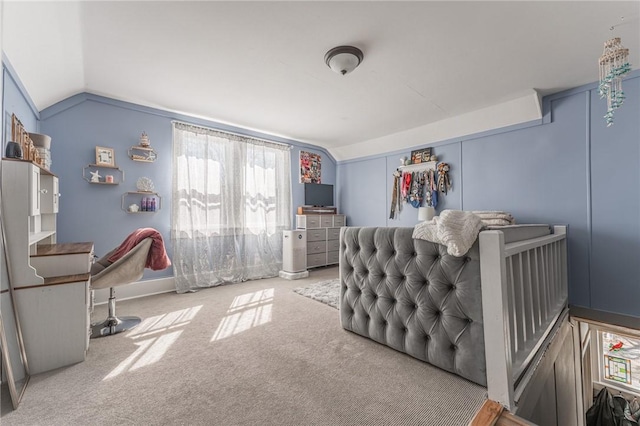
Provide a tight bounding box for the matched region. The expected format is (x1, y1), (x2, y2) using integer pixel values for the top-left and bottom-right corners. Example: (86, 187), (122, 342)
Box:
(471, 210), (516, 226)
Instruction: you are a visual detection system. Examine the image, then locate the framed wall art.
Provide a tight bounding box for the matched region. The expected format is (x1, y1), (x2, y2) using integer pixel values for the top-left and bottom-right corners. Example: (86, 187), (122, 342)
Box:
(410, 148), (432, 165)
(95, 146), (115, 167)
(300, 151), (321, 183)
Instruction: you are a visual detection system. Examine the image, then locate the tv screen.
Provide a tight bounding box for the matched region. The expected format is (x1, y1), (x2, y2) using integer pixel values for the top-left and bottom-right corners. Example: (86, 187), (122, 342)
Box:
(304, 183), (334, 207)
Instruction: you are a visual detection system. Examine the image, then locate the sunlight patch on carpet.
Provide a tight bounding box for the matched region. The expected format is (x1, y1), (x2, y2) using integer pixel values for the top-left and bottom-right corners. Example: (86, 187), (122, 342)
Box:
(127, 305), (203, 339)
(293, 279), (340, 309)
(211, 289), (274, 341)
(104, 330), (183, 380)
(130, 331), (182, 371)
(103, 306), (202, 380)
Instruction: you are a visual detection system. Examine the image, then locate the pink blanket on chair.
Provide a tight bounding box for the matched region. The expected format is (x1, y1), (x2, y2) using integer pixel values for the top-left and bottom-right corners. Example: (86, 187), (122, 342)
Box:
(107, 228), (171, 271)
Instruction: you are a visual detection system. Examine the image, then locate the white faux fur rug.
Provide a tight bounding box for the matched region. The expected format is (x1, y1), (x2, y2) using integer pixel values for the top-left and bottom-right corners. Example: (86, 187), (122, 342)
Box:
(293, 278), (340, 309)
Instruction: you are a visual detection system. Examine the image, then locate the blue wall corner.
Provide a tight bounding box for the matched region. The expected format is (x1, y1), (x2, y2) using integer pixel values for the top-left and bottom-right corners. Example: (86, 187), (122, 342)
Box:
(34, 94), (338, 280)
(2, 62), (40, 147)
(337, 74), (640, 319)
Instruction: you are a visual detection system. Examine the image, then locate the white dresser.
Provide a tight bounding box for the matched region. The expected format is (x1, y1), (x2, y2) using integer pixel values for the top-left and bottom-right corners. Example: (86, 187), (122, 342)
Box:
(296, 214), (345, 268)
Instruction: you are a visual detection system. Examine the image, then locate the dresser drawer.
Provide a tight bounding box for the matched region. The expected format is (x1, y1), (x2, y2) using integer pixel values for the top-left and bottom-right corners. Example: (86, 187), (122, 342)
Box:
(297, 215), (321, 229)
(327, 251), (339, 265)
(307, 253), (326, 268)
(333, 215), (346, 227)
(327, 239), (340, 252)
(320, 215), (334, 227)
(307, 240), (327, 255)
(327, 227), (341, 241)
(306, 229), (326, 242)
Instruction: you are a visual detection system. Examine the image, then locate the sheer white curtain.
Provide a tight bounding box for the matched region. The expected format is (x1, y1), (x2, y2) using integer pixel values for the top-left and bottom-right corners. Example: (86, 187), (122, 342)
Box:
(172, 122), (291, 293)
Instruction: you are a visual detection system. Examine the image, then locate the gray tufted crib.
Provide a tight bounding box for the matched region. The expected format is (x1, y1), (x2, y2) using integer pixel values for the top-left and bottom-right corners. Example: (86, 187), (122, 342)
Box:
(339, 225), (568, 409)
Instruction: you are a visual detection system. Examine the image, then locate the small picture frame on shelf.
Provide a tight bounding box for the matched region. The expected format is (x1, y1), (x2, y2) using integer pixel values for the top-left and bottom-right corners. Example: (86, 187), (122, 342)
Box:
(95, 146), (115, 167)
(410, 148), (432, 164)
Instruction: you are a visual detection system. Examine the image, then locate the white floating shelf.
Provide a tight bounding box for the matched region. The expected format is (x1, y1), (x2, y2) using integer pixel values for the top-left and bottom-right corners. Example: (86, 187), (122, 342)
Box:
(397, 161), (437, 172)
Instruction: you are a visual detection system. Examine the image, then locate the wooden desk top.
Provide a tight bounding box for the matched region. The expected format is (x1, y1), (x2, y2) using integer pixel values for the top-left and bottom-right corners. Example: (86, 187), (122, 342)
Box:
(32, 242), (94, 257)
(2, 158), (56, 176)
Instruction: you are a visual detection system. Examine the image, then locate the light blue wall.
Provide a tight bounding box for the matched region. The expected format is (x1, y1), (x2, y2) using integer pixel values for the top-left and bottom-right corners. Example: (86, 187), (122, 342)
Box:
(338, 133), (463, 227)
(37, 94), (337, 280)
(589, 78), (640, 318)
(2, 58), (39, 148)
(461, 92), (591, 308)
(337, 72), (640, 320)
(40, 97), (173, 280)
(337, 156), (387, 226)
(2, 52), (338, 282)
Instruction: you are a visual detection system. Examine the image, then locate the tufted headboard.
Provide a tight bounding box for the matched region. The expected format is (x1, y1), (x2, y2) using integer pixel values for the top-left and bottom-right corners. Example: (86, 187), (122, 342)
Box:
(339, 227), (486, 386)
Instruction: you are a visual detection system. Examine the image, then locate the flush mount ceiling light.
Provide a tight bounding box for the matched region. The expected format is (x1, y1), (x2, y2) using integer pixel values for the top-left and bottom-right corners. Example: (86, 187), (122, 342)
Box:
(324, 46), (364, 76)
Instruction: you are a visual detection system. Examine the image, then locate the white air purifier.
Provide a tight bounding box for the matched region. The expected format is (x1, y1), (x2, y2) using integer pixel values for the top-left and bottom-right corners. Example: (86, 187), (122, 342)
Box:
(280, 230), (309, 279)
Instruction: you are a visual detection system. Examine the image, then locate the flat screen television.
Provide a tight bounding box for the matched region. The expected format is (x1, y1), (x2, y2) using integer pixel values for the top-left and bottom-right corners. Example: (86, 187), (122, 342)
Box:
(304, 183), (334, 207)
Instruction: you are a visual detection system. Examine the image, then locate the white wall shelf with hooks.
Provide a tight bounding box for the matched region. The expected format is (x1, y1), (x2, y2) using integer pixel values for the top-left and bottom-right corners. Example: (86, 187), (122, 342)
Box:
(397, 161), (437, 172)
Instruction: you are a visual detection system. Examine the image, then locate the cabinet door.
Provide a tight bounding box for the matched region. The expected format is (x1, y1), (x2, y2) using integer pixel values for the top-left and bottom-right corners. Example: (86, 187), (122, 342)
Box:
(40, 175), (59, 214)
(29, 164), (41, 216)
(14, 281), (88, 374)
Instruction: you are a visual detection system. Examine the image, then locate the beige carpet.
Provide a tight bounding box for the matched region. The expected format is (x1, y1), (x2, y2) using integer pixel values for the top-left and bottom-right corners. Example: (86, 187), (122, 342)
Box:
(1, 266), (486, 425)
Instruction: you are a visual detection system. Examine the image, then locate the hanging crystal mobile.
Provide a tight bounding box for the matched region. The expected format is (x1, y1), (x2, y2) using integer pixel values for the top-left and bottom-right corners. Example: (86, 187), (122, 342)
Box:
(598, 37), (631, 126)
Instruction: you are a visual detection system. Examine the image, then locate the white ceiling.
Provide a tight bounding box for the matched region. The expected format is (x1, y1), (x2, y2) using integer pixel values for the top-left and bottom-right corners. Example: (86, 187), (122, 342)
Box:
(3, 1), (639, 160)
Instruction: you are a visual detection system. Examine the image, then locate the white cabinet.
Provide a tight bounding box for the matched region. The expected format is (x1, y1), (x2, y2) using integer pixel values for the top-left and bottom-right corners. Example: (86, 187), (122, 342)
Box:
(2, 159), (56, 285)
(14, 278), (90, 374)
(1, 159), (91, 374)
(296, 214), (345, 268)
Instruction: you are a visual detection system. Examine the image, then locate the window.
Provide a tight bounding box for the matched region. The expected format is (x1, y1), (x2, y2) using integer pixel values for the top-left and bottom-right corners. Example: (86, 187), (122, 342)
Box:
(594, 327), (640, 395)
(171, 122), (292, 293)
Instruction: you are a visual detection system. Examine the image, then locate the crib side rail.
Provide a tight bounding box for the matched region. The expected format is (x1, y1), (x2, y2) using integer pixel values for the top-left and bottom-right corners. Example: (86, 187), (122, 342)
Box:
(480, 226), (568, 411)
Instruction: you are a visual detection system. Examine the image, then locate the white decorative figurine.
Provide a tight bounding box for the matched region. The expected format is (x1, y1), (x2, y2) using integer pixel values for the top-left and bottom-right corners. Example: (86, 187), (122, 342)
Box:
(140, 131), (150, 147)
(90, 170), (102, 182)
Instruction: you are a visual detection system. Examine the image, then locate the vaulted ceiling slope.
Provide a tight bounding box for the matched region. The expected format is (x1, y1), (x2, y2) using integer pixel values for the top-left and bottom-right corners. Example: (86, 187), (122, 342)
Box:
(3, 1), (639, 160)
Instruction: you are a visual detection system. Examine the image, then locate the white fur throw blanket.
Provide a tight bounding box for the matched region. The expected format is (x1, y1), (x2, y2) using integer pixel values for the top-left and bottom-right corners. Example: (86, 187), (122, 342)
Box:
(412, 210), (484, 257)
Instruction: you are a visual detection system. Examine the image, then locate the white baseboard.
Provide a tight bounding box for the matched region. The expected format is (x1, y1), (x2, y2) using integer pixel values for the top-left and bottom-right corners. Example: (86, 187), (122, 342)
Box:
(93, 276), (176, 305)
(279, 270), (309, 280)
